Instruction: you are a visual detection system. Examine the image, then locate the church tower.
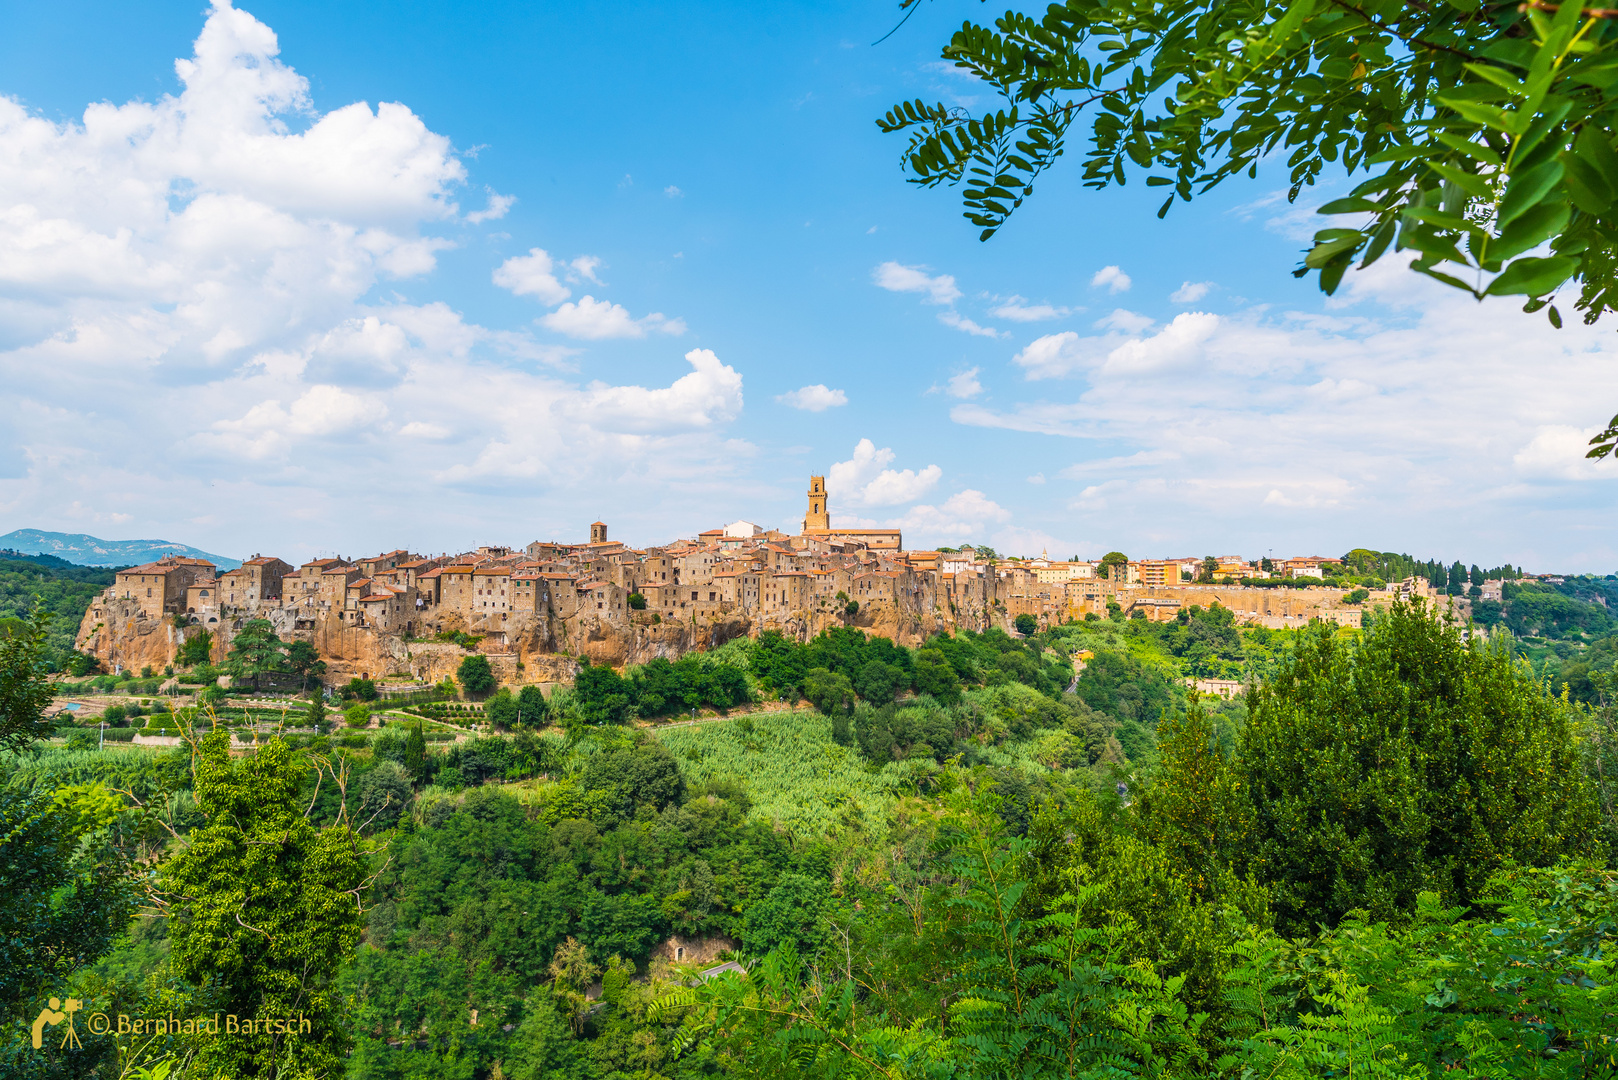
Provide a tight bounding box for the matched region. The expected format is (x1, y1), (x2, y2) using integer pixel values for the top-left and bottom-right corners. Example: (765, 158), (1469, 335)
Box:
(590, 520), (608, 544)
(803, 475), (829, 532)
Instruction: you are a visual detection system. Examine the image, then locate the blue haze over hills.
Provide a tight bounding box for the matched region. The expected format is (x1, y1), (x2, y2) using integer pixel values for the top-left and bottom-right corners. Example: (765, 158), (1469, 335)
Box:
(0, 529), (241, 570)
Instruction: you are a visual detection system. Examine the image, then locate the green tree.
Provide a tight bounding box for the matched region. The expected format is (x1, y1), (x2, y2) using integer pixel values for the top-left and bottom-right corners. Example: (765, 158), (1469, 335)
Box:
(855, 659), (905, 704)
(227, 618), (287, 690)
(404, 719), (427, 783)
(177, 628), (213, 667)
(285, 638), (325, 689)
(1238, 600), (1602, 935)
(343, 676), (378, 701)
(306, 693), (326, 731)
(912, 648), (963, 704)
(740, 872), (832, 958)
(517, 683), (549, 727)
(1100, 551), (1130, 582)
(878, 0), (1618, 365)
(457, 653), (496, 697)
(160, 732), (367, 1077)
(486, 686), (519, 727)
(344, 702), (371, 728)
(1448, 559), (1468, 597)
(802, 667), (857, 716)
(627, 591), (647, 610)
(1198, 556), (1218, 584)
(1014, 613), (1039, 635)
(572, 659), (633, 725)
(0, 602), (54, 753)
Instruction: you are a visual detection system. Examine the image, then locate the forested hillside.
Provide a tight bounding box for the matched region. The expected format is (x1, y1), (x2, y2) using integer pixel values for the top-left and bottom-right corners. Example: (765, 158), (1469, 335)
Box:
(3, 600), (1616, 1079)
(0, 550), (120, 664)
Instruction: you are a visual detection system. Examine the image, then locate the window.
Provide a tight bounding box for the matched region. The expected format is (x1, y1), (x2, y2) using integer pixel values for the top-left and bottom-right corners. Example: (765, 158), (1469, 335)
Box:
(675, 947), (685, 961)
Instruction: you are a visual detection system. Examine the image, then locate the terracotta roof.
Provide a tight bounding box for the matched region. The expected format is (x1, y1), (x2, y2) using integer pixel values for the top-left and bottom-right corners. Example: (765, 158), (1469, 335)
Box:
(417, 567), (444, 579)
(118, 561), (181, 576)
(473, 566), (511, 576)
(322, 565), (357, 576)
(244, 556), (283, 566)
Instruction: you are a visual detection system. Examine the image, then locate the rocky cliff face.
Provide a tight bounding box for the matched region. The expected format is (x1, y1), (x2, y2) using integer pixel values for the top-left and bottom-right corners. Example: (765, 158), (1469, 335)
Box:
(75, 592), (1006, 686)
(75, 598), (184, 674)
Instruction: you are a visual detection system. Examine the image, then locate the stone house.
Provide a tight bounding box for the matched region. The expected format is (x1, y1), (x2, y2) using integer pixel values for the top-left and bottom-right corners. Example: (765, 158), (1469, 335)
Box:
(112, 556), (216, 618)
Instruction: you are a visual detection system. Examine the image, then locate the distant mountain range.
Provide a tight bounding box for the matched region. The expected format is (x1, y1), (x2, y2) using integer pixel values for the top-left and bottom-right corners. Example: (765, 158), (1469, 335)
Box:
(0, 529), (241, 570)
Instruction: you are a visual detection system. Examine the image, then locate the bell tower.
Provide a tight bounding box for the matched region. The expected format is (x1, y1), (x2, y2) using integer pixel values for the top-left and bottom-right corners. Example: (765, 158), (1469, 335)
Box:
(590, 520), (608, 544)
(804, 475), (829, 532)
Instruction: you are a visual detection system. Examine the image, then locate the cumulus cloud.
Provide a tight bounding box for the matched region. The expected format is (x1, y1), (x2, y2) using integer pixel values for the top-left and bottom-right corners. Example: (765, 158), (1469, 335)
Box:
(0, 2), (751, 551)
(776, 384), (848, 411)
(664, 185), (683, 198)
(539, 296), (686, 340)
(1171, 281), (1212, 303)
(872, 261), (961, 305)
(493, 248), (570, 304)
(1091, 265), (1132, 293)
(828, 439), (942, 507)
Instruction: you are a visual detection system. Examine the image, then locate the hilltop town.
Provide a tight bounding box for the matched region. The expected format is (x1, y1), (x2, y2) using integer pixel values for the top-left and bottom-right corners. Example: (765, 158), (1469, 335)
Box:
(75, 475), (1441, 688)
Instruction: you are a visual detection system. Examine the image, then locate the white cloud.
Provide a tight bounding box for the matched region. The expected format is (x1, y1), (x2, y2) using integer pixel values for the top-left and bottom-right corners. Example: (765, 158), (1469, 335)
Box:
(945, 368), (983, 399)
(951, 255), (1618, 567)
(1171, 281), (1212, 303)
(1514, 426), (1617, 481)
(776, 384), (848, 411)
(1009, 312), (1215, 381)
(872, 261), (961, 305)
(937, 310), (1004, 338)
(990, 296), (1071, 321)
(896, 490), (1011, 542)
(1095, 309), (1154, 333)
(0, 2), (756, 552)
(664, 185), (683, 198)
(1012, 332), (1097, 380)
(828, 438), (942, 507)
(493, 247), (570, 304)
(539, 295), (686, 340)
(466, 189), (515, 224)
(1091, 265), (1132, 293)
(399, 420), (451, 439)
(1027, 473), (1045, 484)
(568, 255), (604, 284)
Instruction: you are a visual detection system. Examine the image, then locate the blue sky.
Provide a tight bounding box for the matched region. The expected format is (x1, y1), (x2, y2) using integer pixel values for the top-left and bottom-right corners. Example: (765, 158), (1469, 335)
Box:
(1, 0), (1615, 571)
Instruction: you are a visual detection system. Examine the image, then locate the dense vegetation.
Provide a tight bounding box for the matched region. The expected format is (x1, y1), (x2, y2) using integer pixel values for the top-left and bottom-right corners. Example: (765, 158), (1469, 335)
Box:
(4, 596), (1617, 1079)
(0, 551), (121, 666)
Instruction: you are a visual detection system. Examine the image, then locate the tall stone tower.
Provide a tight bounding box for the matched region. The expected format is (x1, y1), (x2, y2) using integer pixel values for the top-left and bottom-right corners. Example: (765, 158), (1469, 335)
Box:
(804, 476), (829, 532)
(590, 520), (608, 543)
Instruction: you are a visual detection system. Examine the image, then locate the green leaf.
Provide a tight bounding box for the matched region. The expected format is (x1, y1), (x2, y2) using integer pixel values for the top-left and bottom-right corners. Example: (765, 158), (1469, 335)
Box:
(1435, 96), (1525, 135)
(1485, 255), (1576, 296)
(1463, 63), (1529, 97)
(1304, 235), (1361, 268)
(1316, 197), (1379, 215)
(1434, 132), (1502, 167)
(1560, 153), (1612, 216)
(1426, 161), (1492, 201)
(1498, 160), (1564, 227)
(1488, 199), (1570, 262)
